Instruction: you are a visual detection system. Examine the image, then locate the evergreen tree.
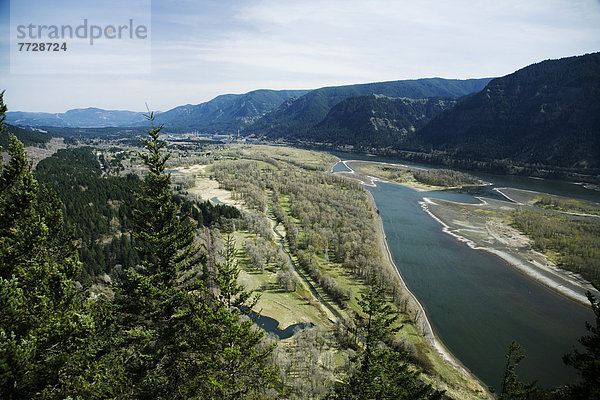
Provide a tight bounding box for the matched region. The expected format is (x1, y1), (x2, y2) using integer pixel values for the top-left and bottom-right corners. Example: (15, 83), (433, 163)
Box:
(114, 111), (280, 398)
(329, 281), (443, 399)
(0, 91), (92, 399)
(132, 111), (205, 284)
(563, 290), (600, 399)
(113, 111), (207, 397)
(498, 341), (538, 400)
(216, 234), (257, 309)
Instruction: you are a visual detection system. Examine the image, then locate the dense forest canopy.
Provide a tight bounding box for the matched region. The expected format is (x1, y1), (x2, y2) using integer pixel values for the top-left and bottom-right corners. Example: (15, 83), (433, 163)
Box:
(0, 123), (51, 148)
(0, 100), (280, 398)
(33, 146), (241, 283)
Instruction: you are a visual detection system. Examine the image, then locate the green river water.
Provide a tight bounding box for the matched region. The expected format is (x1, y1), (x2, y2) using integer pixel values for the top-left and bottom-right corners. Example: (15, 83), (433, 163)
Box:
(332, 156), (597, 390)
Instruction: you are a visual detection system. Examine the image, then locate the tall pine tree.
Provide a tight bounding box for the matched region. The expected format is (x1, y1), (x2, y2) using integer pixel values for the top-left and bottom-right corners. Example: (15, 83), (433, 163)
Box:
(0, 91), (92, 399)
(329, 281), (443, 399)
(113, 110), (208, 397)
(114, 111), (280, 399)
(563, 290), (600, 399)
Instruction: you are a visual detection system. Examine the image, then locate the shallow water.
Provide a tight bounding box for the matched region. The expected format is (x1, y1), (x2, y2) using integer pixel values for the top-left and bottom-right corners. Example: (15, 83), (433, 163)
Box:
(210, 196), (224, 204)
(249, 312), (312, 340)
(368, 182), (592, 389)
(331, 157), (596, 389)
(331, 162), (352, 173)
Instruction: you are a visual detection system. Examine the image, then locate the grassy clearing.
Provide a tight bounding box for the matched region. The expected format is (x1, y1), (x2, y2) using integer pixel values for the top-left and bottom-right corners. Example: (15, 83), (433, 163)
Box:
(234, 230), (332, 330)
(227, 144), (339, 171)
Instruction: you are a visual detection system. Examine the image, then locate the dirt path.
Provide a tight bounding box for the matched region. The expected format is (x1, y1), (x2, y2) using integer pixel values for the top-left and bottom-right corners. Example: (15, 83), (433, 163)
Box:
(265, 195), (340, 323)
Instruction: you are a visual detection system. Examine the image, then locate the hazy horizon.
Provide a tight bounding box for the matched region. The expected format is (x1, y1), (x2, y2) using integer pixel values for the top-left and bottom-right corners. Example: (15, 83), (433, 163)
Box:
(1, 0), (599, 113)
(6, 76), (497, 114)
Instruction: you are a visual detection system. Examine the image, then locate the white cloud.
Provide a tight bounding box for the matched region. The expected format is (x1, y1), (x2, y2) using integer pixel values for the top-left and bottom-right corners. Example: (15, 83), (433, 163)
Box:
(3, 0), (600, 112)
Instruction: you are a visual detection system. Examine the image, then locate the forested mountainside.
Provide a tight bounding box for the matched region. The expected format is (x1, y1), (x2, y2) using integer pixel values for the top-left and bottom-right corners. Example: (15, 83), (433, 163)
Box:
(300, 95), (456, 150)
(148, 89), (310, 132)
(416, 52), (600, 170)
(242, 53), (599, 179)
(243, 78), (492, 138)
(0, 123), (51, 148)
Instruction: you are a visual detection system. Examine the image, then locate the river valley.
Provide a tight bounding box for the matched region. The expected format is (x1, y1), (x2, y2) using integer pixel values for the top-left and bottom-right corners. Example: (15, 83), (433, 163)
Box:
(332, 156), (597, 390)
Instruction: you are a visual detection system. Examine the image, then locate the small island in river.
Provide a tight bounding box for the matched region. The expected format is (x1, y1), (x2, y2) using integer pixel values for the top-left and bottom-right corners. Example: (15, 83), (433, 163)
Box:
(420, 190), (600, 306)
(342, 160), (487, 191)
(337, 160), (600, 306)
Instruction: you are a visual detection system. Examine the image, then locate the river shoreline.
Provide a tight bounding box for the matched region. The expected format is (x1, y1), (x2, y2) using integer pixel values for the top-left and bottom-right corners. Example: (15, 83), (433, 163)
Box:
(334, 159), (491, 395)
(420, 196), (599, 307)
(331, 157), (596, 391)
(336, 158), (598, 307)
(365, 190), (489, 393)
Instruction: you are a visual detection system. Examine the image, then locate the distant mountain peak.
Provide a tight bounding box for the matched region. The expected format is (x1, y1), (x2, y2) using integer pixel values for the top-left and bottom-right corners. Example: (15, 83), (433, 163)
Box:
(6, 89), (311, 131)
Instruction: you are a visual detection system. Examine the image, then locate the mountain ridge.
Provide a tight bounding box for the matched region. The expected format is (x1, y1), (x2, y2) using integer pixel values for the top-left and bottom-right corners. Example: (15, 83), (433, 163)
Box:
(299, 95), (457, 150)
(6, 79), (491, 134)
(6, 89), (310, 131)
(416, 52), (600, 169)
(244, 78), (492, 138)
(147, 89), (310, 132)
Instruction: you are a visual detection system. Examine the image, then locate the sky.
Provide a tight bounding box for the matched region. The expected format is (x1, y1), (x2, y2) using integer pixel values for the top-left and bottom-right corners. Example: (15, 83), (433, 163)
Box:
(1, 0), (599, 112)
